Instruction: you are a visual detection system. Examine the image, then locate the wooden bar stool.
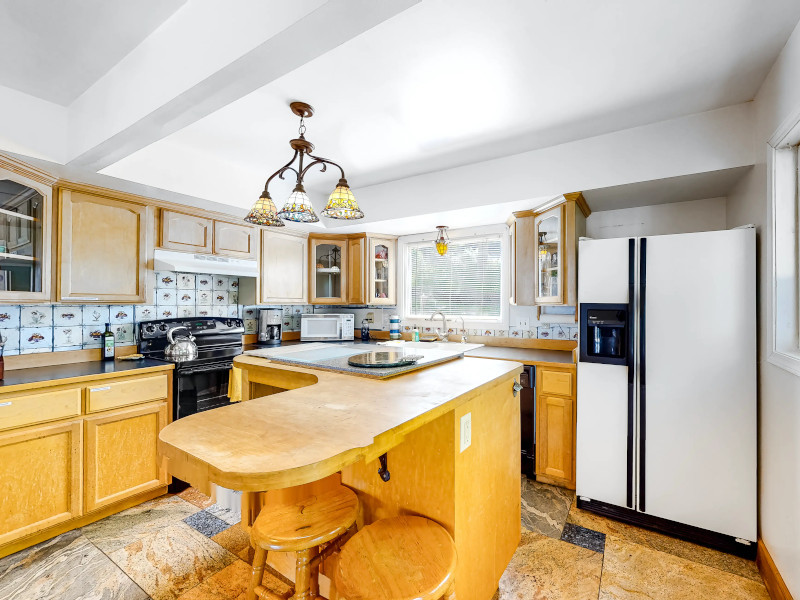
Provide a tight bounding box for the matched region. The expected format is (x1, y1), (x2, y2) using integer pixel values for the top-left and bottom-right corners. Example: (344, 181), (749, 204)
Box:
(334, 516), (457, 600)
(247, 485), (359, 600)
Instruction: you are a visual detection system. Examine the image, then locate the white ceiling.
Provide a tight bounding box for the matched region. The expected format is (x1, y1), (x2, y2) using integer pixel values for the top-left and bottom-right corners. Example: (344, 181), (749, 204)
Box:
(0, 0), (185, 106)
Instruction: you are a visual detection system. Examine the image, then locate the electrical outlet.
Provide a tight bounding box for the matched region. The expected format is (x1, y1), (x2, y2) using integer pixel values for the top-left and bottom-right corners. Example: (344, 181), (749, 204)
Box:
(518, 318), (529, 329)
(365, 311), (374, 323)
(460, 413), (472, 452)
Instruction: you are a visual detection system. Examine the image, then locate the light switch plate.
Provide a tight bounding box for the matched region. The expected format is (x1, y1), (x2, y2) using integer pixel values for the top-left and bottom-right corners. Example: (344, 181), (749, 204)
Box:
(460, 412), (472, 452)
(518, 318), (530, 329)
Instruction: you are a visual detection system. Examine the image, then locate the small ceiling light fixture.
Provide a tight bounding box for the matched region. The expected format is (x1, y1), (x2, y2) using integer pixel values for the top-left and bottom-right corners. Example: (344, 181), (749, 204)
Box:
(434, 226), (449, 256)
(245, 101), (363, 226)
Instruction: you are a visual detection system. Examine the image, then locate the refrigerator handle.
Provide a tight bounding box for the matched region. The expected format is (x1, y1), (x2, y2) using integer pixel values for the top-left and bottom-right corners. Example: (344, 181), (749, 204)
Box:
(626, 238), (635, 509)
(639, 237), (647, 512)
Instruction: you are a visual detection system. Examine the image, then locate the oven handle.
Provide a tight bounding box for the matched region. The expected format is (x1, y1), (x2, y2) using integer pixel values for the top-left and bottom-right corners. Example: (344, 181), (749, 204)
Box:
(177, 362), (233, 376)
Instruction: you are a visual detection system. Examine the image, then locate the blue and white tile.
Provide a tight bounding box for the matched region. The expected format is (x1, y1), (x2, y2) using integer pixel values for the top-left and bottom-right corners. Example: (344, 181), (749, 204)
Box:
(302, 305), (313, 314)
(196, 307), (212, 318)
(226, 305), (238, 318)
(291, 315), (301, 330)
(155, 271), (177, 289)
(212, 291), (228, 305)
(481, 329), (495, 337)
(156, 289), (177, 305)
(0, 305), (20, 328)
(82, 325), (105, 347)
(468, 328), (480, 336)
(228, 290), (238, 305)
(53, 305), (83, 326)
(177, 273), (196, 290)
(568, 326), (580, 341)
(496, 329), (507, 338)
(537, 325), (553, 339)
(158, 305), (178, 319)
(195, 274), (213, 290)
(135, 305), (157, 323)
(0, 328), (20, 356)
(523, 329), (535, 338)
(212, 275), (229, 291)
(54, 326), (82, 348)
(212, 306), (226, 318)
(551, 324), (570, 340)
(21, 305), (52, 327)
(509, 326), (523, 339)
(110, 305), (134, 325)
(112, 324), (135, 346)
(196, 290), (213, 306)
(178, 306), (195, 318)
(83, 305), (110, 326)
(177, 290), (195, 305)
(243, 319), (257, 334)
(227, 277), (239, 291)
(282, 305), (292, 317)
(20, 327), (52, 352)
(241, 306), (258, 320)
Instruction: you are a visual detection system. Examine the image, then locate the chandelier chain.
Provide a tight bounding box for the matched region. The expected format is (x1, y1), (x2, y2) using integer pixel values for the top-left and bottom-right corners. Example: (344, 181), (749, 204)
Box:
(298, 116), (306, 137)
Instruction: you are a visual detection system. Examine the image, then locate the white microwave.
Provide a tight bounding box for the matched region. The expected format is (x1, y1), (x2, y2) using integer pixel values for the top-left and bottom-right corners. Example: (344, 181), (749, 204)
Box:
(300, 313), (355, 341)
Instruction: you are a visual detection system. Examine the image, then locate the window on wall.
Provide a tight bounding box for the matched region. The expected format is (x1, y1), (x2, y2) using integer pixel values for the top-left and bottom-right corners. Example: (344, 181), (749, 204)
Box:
(406, 234), (503, 319)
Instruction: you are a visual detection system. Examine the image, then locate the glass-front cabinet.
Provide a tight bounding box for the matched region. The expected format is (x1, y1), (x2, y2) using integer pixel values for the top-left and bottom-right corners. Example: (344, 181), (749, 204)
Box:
(369, 237), (396, 305)
(0, 159), (54, 302)
(534, 204), (565, 304)
(310, 237), (348, 304)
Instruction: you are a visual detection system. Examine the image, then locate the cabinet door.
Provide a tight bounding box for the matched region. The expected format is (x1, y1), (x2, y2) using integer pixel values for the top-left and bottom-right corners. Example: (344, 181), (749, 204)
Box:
(161, 210), (212, 253)
(261, 230), (307, 304)
(58, 189), (149, 303)
(535, 394), (575, 487)
(368, 237), (396, 305)
(513, 216), (536, 306)
(0, 420), (82, 545)
(214, 221), (257, 259)
(534, 205), (565, 304)
(84, 402), (168, 512)
(309, 238), (348, 304)
(347, 237), (366, 305)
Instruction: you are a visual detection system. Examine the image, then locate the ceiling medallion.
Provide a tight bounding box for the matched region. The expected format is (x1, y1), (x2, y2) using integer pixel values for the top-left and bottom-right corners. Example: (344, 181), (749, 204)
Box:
(434, 226), (449, 256)
(245, 101), (363, 226)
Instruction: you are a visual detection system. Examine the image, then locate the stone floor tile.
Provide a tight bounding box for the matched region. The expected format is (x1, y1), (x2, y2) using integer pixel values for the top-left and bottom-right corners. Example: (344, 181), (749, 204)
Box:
(184, 511), (230, 538)
(211, 524), (253, 563)
(82, 494), (201, 554)
(177, 559), (293, 600)
(497, 530), (603, 599)
(567, 504), (762, 581)
(599, 536), (770, 600)
(520, 476), (574, 537)
(205, 503), (240, 526)
(0, 529), (147, 600)
(560, 522), (605, 553)
(178, 488), (215, 510)
(108, 522), (237, 600)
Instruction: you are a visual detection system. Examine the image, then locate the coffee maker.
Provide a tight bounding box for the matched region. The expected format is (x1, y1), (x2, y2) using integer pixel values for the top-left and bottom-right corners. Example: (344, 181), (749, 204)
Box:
(257, 309), (283, 346)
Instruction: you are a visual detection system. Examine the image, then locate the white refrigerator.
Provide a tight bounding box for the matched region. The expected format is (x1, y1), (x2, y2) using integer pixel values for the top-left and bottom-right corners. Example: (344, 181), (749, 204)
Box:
(576, 228), (756, 556)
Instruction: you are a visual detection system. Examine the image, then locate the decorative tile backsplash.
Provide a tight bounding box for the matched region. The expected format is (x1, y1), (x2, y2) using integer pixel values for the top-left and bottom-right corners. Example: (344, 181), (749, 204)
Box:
(0, 272), (242, 356)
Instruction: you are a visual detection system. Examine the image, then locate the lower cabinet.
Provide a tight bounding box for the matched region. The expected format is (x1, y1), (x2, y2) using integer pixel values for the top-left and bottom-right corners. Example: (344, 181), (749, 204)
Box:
(84, 402), (168, 512)
(535, 366), (577, 489)
(0, 420), (83, 546)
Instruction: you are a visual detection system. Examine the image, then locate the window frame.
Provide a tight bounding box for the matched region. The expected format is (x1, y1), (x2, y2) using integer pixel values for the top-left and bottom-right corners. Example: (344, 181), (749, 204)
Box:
(399, 224), (510, 327)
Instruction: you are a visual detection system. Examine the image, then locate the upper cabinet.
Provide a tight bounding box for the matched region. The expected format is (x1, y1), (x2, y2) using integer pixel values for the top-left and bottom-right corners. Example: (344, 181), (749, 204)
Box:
(368, 236), (397, 305)
(260, 229), (307, 304)
(0, 156), (56, 303)
(309, 235), (348, 305)
(513, 192), (589, 307)
(159, 210), (257, 260)
(57, 186), (152, 304)
(346, 236), (367, 305)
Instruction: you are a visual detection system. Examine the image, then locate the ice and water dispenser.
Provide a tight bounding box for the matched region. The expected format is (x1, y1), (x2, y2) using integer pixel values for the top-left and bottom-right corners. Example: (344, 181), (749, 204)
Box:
(579, 304), (629, 365)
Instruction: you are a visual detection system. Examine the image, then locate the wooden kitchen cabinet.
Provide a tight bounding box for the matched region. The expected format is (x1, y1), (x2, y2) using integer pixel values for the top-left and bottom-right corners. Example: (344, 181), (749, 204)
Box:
(309, 235), (348, 305)
(57, 186), (151, 303)
(0, 420), (83, 546)
(512, 192), (589, 307)
(260, 228), (308, 304)
(535, 365), (577, 489)
(368, 236), (397, 305)
(347, 235), (367, 305)
(160, 210), (213, 253)
(213, 220), (257, 259)
(84, 401), (168, 512)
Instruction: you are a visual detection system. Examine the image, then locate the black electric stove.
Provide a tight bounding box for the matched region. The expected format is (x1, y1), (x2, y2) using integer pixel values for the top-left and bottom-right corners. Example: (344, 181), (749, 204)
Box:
(137, 317), (244, 419)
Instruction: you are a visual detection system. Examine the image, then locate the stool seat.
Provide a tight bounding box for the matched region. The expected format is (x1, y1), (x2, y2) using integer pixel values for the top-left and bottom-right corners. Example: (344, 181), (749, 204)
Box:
(335, 516), (457, 600)
(250, 486), (359, 553)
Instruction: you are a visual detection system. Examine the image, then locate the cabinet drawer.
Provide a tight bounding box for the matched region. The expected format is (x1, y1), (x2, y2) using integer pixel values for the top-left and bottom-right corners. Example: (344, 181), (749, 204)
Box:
(86, 375), (169, 413)
(0, 388), (82, 431)
(539, 369), (574, 397)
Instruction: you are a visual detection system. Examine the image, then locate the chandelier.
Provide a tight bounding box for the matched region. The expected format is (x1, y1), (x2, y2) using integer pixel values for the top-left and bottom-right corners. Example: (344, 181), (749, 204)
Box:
(245, 101), (363, 226)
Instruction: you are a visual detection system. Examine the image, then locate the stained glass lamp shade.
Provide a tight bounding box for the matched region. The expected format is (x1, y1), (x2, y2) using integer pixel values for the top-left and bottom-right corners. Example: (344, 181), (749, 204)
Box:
(277, 186), (319, 223)
(321, 179), (364, 220)
(244, 192), (284, 226)
(435, 226), (449, 256)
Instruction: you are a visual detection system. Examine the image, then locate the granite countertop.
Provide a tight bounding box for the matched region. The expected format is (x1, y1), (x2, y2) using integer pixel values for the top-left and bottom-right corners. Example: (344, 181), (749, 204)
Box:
(0, 358), (173, 392)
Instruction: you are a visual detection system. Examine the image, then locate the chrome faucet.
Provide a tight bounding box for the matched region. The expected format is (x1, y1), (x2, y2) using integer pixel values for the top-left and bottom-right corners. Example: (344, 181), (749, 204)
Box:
(456, 316), (467, 343)
(428, 311), (448, 341)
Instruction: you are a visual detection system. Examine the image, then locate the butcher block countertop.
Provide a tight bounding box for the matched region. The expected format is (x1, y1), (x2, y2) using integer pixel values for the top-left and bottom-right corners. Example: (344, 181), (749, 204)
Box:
(464, 345), (575, 367)
(158, 354), (522, 492)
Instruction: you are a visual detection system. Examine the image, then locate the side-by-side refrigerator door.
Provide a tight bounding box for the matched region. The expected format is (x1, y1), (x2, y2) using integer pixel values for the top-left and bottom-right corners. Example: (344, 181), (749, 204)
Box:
(576, 237), (635, 509)
(641, 229), (756, 542)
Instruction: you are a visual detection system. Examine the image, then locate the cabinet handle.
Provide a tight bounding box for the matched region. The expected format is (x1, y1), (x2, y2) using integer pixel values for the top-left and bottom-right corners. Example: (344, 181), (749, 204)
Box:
(0, 401), (11, 407)
(512, 379), (523, 397)
(90, 386), (111, 392)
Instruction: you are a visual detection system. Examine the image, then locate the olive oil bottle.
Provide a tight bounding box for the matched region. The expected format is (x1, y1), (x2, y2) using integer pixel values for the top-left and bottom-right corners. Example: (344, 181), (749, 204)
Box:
(102, 323), (115, 361)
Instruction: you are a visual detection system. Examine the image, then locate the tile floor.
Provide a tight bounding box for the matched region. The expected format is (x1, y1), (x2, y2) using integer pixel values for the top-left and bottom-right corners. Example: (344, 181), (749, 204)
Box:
(0, 478), (770, 600)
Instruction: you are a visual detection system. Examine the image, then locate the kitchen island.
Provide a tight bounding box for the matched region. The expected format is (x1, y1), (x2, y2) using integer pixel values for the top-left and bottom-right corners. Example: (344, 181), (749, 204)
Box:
(158, 353), (523, 600)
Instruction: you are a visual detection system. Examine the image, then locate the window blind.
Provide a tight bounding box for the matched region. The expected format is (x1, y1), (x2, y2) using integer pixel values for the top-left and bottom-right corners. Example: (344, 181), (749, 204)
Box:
(408, 236), (502, 318)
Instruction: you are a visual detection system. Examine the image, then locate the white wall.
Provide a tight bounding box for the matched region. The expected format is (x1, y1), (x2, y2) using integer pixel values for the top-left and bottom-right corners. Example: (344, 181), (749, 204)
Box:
(725, 20), (800, 596)
(585, 197), (727, 239)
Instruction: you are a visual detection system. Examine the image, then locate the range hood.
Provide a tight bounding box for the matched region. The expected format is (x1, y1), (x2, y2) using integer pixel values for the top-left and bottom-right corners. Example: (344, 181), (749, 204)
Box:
(153, 249), (258, 278)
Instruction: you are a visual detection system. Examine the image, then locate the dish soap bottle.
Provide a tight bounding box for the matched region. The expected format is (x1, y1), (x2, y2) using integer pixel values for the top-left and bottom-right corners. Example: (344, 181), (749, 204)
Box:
(412, 326), (420, 342)
(361, 319), (370, 341)
(102, 323), (115, 361)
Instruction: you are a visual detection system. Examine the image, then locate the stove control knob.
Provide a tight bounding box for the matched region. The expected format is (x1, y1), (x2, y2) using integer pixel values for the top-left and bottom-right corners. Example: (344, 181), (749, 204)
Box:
(225, 320), (232, 327)
(144, 324), (156, 335)
(158, 323), (168, 332)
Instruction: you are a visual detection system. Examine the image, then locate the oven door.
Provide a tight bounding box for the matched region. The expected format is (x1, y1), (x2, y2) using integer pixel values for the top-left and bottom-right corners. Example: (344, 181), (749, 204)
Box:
(301, 316), (342, 341)
(174, 362), (233, 420)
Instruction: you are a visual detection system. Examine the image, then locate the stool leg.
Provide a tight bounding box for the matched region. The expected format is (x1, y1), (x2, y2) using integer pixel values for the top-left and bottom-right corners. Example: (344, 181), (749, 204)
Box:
(248, 547), (267, 600)
(309, 546), (320, 598)
(442, 580), (456, 600)
(295, 548), (314, 600)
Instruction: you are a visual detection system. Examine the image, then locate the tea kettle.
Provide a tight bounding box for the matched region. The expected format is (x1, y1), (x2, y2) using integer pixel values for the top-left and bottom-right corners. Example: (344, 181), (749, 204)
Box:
(164, 326), (198, 360)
